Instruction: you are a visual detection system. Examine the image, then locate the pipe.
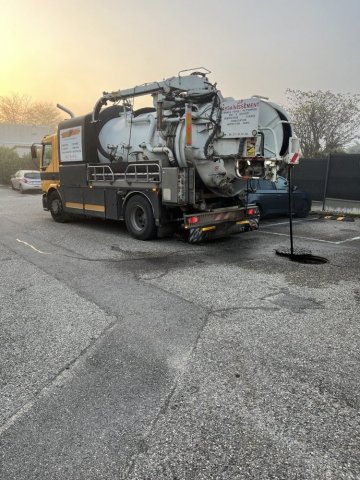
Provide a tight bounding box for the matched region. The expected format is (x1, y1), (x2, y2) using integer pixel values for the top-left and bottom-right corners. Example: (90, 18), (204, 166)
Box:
(57, 104), (75, 119)
(91, 98), (107, 123)
(144, 115), (176, 165)
(156, 100), (163, 131)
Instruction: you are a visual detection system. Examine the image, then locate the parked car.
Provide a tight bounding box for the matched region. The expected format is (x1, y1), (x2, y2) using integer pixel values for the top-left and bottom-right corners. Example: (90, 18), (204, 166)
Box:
(241, 176), (311, 218)
(10, 170), (41, 193)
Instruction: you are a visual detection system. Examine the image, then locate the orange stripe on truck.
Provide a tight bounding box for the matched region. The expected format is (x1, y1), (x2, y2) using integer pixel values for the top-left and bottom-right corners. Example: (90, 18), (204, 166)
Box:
(61, 128), (81, 138)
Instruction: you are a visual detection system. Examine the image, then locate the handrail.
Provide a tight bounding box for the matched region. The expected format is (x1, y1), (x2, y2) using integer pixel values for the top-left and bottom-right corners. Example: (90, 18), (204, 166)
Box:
(87, 165), (115, 183)
(259, 120), (293, 159)
(87, 163), (161, 184)
(125, 163), (161, 183)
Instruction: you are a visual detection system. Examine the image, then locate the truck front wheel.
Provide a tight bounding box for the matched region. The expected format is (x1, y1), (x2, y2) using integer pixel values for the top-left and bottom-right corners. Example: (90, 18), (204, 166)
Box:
(125, 195), (157, 240)
(48, 191), (70, 223)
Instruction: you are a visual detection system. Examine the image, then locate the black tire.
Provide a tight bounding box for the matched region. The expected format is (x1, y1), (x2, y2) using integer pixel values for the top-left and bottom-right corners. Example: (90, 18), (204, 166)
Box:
(296, 202), (310, 218)
(125, 195), (157, 240)
(48, 191), (70, 223)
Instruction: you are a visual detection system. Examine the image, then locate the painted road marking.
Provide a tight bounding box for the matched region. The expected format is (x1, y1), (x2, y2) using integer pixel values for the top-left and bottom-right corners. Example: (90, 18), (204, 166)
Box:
(340, 236), (360, 244)
(16, 239), (51, 255)
(259, 231), (360, 245)
(262, 217), (319, 228)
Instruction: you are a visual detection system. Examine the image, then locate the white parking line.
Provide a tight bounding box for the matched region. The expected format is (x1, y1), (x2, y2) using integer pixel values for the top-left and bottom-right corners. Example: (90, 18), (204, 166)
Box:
(338, 236), (360, 244)
(259, 230), (360, 245)
(16, 239), (51, 255)
(262, 217), (319, 228)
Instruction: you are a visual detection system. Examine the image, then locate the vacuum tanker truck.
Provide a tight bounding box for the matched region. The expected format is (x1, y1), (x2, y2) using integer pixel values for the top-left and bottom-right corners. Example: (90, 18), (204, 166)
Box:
(33, 68), (300, 242)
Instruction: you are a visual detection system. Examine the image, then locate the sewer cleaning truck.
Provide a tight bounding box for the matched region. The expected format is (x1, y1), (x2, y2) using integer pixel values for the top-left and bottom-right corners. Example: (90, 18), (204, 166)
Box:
(32, 68), (299, 242)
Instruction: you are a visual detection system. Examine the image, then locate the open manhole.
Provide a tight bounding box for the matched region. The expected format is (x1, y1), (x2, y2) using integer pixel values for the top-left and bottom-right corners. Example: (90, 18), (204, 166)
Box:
(276, 247), (329, 264)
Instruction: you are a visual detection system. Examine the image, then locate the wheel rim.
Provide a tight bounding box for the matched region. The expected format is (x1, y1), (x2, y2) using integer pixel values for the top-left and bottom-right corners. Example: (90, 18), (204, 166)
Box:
(130, 205), (146, 232)
(52, 199), (62, 215)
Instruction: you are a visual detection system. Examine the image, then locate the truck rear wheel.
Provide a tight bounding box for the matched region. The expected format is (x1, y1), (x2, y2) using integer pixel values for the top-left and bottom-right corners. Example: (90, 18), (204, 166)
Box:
(48, 191), (70, 223)
(125, 195), (157, 240)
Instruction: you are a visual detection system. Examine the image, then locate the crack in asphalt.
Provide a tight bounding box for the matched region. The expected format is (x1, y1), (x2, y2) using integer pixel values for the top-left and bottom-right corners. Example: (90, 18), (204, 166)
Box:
(123, 310), (212, 479)
(0, 319), (118, 436)
(212, 305), (281, 315)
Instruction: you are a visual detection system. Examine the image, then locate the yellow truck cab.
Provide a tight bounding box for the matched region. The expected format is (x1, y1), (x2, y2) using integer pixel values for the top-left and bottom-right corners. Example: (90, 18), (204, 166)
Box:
(32, 133), (66, 220)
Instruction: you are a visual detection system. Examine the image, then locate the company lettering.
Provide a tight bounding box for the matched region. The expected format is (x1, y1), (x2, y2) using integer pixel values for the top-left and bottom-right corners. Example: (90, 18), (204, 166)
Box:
(222, 102), (258, 111)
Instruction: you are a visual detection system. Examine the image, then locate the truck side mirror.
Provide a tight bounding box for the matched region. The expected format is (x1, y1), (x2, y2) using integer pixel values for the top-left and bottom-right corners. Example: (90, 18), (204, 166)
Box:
(31, 143), (42, 161)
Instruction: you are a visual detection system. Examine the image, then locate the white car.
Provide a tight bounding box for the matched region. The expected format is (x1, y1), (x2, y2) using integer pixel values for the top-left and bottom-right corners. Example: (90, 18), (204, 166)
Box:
(11, 170), (41, 193)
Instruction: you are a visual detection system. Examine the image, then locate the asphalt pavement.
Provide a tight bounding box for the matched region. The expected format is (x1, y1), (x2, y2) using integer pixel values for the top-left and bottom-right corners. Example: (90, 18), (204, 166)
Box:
(0, 187), (359, 479)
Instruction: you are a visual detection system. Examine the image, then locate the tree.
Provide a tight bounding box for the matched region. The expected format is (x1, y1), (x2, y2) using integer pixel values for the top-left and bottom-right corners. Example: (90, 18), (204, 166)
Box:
(28, 101), (62, 129)
(0, 93), (33, 124)
(0, 93), (61, 129)
(286, 89), (360, 157)
(0, 147), (37, 185)
(346, 141), (360, 154)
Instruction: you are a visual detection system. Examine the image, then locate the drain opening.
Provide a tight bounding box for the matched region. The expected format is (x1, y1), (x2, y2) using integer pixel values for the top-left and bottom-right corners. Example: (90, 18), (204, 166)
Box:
(275, 247), (328, 264)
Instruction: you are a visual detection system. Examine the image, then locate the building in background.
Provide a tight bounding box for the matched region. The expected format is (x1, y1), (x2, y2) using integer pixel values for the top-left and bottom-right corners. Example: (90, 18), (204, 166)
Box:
(0, 124), (52, 156)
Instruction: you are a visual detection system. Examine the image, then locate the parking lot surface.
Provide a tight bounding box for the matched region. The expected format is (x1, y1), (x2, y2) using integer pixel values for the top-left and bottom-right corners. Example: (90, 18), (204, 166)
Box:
(0, 187), (359, 479)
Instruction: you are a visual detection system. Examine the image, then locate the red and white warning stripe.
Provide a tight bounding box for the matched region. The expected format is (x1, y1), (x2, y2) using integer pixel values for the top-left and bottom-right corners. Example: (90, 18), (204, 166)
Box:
(289, 152), (299, 164)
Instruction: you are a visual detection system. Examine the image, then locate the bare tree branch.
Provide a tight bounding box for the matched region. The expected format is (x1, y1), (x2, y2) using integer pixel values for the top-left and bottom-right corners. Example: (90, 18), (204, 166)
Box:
(0, 93), (62, 129)
(286, 89), (360, 157)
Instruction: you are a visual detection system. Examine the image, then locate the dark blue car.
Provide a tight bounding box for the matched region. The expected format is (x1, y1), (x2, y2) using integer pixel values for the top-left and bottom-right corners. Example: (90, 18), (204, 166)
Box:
(242, 176), (311, 218)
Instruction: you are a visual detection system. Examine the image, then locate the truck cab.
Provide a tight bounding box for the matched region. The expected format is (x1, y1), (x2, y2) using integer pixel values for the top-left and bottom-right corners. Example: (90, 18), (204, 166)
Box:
(32, 133), (61, 212)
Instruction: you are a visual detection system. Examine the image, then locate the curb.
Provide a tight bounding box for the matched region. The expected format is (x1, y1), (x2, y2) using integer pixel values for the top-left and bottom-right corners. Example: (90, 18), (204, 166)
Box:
(322, 215), (355, 222)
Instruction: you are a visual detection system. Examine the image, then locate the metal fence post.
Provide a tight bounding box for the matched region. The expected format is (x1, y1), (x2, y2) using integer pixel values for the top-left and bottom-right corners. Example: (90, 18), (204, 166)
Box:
(322, 154), (331, 211)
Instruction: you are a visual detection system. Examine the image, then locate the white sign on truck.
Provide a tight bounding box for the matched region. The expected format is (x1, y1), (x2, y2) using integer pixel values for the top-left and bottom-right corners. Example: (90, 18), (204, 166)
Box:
(221, 98), (260, 138)
(59, 126), (83, 162)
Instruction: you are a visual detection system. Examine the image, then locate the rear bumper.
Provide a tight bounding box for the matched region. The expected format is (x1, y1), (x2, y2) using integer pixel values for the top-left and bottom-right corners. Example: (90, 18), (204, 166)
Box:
(187, 218), (259, 243)
(20, 183), (41, 192)
(183, 205), (259, 242)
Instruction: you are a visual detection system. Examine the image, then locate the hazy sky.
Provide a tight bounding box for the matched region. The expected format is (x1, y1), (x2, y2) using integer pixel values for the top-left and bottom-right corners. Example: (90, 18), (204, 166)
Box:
(1, 0), (359, 115)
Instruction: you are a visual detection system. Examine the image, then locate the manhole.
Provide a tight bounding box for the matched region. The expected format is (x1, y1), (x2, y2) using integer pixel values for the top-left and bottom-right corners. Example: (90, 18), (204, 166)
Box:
(276, 247), (329, 264)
